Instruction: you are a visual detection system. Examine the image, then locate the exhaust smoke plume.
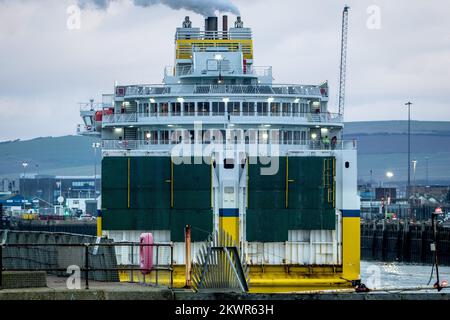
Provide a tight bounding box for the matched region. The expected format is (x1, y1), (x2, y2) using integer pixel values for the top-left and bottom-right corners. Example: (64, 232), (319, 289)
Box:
(78, 0), (240, 16)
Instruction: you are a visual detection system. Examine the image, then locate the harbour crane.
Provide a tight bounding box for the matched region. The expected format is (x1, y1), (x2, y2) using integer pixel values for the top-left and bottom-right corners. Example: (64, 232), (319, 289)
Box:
(338, 6), (350, 117)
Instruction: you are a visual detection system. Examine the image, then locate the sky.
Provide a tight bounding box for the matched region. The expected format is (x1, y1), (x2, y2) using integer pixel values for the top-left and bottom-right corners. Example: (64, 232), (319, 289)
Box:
(0, 0), (449, 141)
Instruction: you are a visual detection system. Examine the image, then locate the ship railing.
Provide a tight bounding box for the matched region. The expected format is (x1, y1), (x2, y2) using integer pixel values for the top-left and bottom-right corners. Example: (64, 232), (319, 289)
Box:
(121, 84), (324, 97)
(106, 111), (342, 123)
(0, 240), (174, 289)
(175, 30), (252, 40)
(103, 113), (138, 123)
(102, 139), (357, 151)
(165, 65), (272, 77)
(79, 102), (112, 112)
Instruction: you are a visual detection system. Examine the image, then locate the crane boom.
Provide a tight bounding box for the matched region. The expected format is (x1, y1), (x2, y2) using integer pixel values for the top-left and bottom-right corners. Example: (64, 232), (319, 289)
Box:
(338, 6), (350, 117)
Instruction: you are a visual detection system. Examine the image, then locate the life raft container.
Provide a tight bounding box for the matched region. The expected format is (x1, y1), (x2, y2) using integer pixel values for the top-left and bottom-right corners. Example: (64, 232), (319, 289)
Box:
(139, 233), (154, 275)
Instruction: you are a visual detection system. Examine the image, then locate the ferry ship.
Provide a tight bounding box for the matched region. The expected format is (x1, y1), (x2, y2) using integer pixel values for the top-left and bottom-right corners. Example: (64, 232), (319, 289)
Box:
(78, 15), (360, 292)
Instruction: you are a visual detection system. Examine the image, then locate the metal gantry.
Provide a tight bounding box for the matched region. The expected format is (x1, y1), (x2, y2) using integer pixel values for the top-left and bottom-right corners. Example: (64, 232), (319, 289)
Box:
(338, 6), (350, 117)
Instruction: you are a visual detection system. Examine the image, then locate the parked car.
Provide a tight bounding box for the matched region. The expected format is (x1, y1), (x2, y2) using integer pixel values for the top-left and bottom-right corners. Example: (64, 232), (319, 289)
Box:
(78, 214), (95, 221)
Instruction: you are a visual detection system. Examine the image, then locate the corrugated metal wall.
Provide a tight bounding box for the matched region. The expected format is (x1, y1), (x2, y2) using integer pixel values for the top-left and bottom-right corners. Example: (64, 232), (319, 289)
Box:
(102, 157), (212, 241)
(246, 156), (336, 242)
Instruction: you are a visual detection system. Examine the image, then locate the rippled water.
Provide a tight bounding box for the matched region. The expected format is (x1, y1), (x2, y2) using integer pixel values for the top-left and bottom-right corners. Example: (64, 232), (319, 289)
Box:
(361, 260), (450, 290)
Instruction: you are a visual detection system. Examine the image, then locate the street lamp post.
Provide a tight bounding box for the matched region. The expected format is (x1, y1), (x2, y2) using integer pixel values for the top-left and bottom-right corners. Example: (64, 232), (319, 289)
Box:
(385, 171), (394, 219)
(412, 159), (417, 197)
(425, 156), (429, 186)
(405, 102), (413, 199)
(21, 161), (28, 200)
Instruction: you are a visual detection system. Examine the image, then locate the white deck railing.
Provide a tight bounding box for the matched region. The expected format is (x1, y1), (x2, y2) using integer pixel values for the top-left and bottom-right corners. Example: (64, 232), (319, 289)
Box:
(102, 139), (356, 151)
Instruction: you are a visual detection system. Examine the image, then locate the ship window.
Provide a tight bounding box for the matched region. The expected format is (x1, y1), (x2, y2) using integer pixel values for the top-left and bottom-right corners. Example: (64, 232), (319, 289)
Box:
(242, 102), (255, 116)
(227, 102), (240, 116)
(160, 130), (170, 144)
(151, 130), (158, 144)
(211, 129), (224, 143)
(292, 103), (300, 116)
(203, 130), (211, 144)
(293, 131), (301, 145)
(224, 158), (234, 169)
(283, 131), (292, 144)
(197, 102), (209, 116)
(301, 131), (307, 143)
(345, 161), (350, 168)
(83, 116), (92, 126)
(300, 102), (308, 115)
(257, 102), (268, 116)
(171, 102), (181, 116)
(149, 103), (157, 115)
(212, 102), (225, 115)
(159, 103), (169, 116)
(224, 187), (234, 194)
(270, 102), (281, 116)
(139, 102), (149, 115)
(183, 102), (195, 116)
(282, 103), (290, 116)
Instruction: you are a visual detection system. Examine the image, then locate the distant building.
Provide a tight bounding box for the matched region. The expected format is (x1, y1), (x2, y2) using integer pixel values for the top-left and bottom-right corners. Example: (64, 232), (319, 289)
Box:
(408, 185), (450, 202)
(0, 178), (19, 193)
(0, 193), (35, 214)
(375, 187), (397, 201)
(19, 175), (101, 206)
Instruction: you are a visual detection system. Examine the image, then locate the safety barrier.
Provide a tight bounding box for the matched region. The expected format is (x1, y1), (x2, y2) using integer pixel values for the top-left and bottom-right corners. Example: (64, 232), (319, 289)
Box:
(0, 230), (174, 290)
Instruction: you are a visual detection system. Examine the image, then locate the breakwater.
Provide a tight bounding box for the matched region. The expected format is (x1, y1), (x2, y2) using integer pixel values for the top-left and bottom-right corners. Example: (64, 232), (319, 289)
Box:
(361, 221), (450, 265)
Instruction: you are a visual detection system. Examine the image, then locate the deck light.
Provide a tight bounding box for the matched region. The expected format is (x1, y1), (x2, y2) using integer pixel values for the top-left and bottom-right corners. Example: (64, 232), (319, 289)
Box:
(222, 97), (229, 103)
(294, 98), (300, 103)
(149, 98), (156, 103)
(267, 97), (274, 103)
(386, 171), (394, 178)
(177, 97), (185, 103)
(311, 133), (317, 139)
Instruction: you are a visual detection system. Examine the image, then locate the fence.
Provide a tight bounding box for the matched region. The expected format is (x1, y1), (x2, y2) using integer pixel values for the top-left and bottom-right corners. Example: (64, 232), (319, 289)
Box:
(361, 222), (450, 265)
(0, 230), (174, 290)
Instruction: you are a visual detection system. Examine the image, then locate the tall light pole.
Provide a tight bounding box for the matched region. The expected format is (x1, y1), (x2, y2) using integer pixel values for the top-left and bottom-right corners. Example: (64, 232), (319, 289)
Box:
(92, 142), (101, 196)
(425, 156), (429, 186)
(21, 161), (28, 198)
(385, 171), (394, 218)
(412, 159), (417, 197)
(405, 102), (413, 199)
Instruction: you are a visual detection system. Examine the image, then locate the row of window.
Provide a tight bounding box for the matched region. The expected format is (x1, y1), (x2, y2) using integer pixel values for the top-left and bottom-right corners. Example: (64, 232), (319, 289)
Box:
(136, 129), (310, 144)
(133, 101), (320, 116)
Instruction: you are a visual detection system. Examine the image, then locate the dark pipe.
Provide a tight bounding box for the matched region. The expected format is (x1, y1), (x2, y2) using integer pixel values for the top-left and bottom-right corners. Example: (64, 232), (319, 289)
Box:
(206, 17), (218, 32)
(222, 15), (228, 39)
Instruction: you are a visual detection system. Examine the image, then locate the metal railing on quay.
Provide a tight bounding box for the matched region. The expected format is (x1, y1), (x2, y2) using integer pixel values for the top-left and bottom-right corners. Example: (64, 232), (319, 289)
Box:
(0, 241), (174, 290)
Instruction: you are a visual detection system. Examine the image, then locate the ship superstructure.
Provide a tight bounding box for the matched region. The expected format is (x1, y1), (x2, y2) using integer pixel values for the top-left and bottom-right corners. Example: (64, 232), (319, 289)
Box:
(79, 15), (360, 292)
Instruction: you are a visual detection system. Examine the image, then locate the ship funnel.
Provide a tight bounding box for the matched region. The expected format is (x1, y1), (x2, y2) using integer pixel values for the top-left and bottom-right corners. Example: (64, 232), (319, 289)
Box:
(205, 16), (218, 39)
(222, 15), (228, 39)
(205, 16), (218, 32)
